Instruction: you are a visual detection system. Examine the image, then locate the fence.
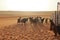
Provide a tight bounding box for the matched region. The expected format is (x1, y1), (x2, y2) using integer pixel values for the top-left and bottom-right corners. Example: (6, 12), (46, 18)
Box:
(52, 2), (60, 26)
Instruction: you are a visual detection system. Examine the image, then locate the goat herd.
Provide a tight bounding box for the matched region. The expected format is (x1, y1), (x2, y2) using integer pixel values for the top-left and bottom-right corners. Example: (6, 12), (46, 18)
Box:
(17, 16), (60, 37)
(17, 16), (49, 25)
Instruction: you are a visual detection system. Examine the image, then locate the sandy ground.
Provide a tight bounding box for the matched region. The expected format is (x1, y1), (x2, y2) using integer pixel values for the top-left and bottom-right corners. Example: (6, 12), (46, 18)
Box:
(0, 17), (60, 40)
(0, 17), (17, 27)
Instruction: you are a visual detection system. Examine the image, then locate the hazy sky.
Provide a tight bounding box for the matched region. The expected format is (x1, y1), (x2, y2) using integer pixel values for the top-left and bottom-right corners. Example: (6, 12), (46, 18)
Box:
(0, 0), (60, 11)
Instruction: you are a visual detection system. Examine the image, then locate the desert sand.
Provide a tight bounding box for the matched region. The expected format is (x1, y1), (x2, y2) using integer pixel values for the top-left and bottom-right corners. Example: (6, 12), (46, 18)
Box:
(0, 11), (60, 40)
